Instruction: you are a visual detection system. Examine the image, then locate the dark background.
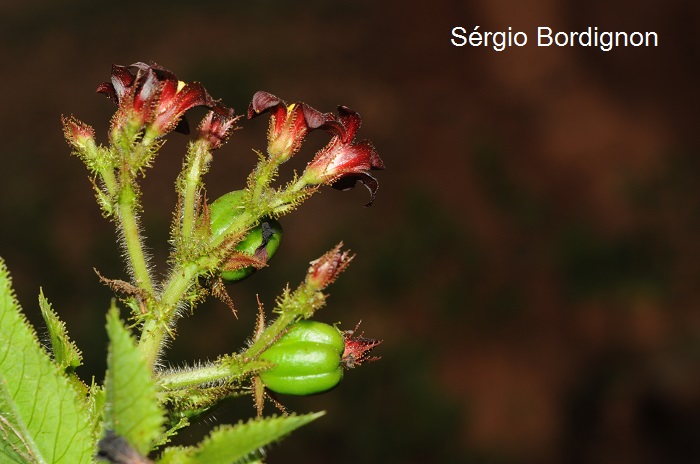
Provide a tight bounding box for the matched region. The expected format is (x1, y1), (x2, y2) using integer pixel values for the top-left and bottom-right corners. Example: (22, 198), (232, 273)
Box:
(1, 1), (699, 463)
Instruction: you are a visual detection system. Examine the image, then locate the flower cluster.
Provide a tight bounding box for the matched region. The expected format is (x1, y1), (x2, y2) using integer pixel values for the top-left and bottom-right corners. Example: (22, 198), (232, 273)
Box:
(93, 65), (385, 204)
(96, 62), (238, 145)
(248, 91), (385, 205)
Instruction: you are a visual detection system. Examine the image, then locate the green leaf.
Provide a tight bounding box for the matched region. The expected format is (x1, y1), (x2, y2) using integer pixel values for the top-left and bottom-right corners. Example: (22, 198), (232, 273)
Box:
(0, 258), (94, 463)
(156, 445), (195, 464)
(38, 289), (83, 375)
(164, 412), (324, 464)
(104, 304), (165, 455)
(87, 382), (106, 444)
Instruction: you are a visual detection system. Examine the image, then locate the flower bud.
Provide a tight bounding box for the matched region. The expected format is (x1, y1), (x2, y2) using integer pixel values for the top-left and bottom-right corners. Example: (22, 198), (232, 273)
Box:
(305, 243), (354, 291)
(196, 104), (239, 150)
(62, 115), (96, 151)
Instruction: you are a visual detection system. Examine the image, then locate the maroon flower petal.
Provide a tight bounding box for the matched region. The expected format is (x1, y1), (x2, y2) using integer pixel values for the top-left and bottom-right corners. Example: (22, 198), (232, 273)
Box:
(110, 64), (135, 100)
(331, 172), (379, 207)
(96, 64), (135, 103)
(96, 82), (118, 103)
(247, 91), (283, 119)
(300, 103), (333, 129)
(132, 66), (160, 114)
(336, 105), (362, 142)
(151, 81), (215, 135)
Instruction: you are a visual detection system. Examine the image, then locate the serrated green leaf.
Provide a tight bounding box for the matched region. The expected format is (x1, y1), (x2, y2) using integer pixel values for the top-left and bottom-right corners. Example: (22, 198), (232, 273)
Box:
(39, 288), (83, 372)
(156, 445), (195, 464)
(183, 412), (324, 464)
(87, 382), (106, 443)
(0, 258), (94, 463)
(104, 304), (165, 455)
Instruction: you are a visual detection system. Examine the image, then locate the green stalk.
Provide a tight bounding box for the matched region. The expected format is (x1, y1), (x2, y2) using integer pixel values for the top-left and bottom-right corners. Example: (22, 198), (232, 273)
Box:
(243, 285), (324, 360)
(158, 357), (270, 390)
(181, 142), (212, 241)
(250, 158), (278, 206)
(117, 182), (154, 294)
(99, 167), (118, 198)
(242, 312), (298, 360)
(138, 261), (200, 369)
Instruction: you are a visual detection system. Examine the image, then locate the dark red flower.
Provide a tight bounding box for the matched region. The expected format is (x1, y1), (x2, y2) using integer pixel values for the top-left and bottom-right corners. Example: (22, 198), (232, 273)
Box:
(196, 103), (240, 150)
(247, 91), (330, 162)
(302, 106), (385, 206)
(97, 62), (216, 138)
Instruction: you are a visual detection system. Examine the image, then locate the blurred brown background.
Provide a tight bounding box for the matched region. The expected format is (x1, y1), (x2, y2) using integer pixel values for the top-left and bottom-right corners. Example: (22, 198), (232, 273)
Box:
(1, 1), (699, 463)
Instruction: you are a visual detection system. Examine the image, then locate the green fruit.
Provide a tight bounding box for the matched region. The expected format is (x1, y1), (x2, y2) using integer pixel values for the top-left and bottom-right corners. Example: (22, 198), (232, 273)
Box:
(208, 190), (246, 242)
(207, 190), (283, 283)
(259, 321), (345, 395)
(220, 218), (282, 283)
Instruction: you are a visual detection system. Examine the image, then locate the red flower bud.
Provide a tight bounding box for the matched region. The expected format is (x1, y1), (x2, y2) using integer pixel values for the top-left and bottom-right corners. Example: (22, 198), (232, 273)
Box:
(196, 104), (240, 150)
(305, 243), (354, 291)
(62, 115), (95, 150)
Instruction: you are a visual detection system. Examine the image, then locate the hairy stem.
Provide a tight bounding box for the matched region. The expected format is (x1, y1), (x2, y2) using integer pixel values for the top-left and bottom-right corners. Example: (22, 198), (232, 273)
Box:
(180, 142), (213, 241)
(157, 357), (269, 390)
(100, 167), (118, 198)
(118, 182), (154, 294)
(243, 285), (323, 359)
(138, 261), (200, 370)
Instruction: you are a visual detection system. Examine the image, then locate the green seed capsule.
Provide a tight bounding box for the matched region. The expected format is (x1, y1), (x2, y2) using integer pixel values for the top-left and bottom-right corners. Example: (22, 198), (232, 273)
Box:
(259, 321), (345, 395)
(207, 190), (283, 283)
(208, 190), (246, 242)
(220, 218), (282, 283)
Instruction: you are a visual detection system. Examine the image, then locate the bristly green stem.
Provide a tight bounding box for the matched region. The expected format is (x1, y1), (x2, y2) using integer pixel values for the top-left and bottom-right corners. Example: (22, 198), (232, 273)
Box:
(250, 158), (278, 207)
(138, 261), (201, 370)
(157, 356), (271, 390)
(117, 181), (154, 294)
(155, 283), (324, 388)
(99, 167), (118, 198)
(243, 284), (324, 359)
(181, 141), (213, 241)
